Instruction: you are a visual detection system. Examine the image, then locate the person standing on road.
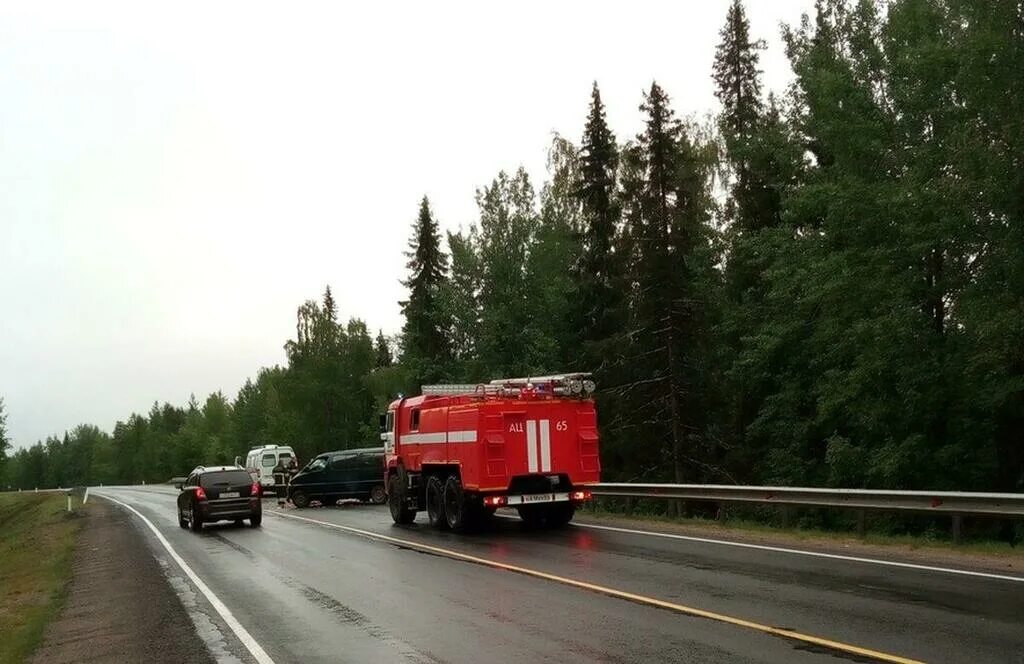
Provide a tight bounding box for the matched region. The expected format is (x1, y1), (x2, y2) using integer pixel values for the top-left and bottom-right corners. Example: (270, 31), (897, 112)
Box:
(273, 458), (288, 504)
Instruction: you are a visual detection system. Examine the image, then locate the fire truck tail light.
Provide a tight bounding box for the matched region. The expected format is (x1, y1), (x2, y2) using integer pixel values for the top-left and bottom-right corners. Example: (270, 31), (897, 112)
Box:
(483, 495), (507, 507)
(570, 489), (593, 501)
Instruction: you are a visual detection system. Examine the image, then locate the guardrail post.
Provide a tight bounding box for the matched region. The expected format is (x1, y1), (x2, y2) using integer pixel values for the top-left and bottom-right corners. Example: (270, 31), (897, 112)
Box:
(624, 497), (632, 516)
(781, 506), (792, 529)
(856, 510), (866, 538)
(717, 504), (727, 522)
(952, 515), (963, 544)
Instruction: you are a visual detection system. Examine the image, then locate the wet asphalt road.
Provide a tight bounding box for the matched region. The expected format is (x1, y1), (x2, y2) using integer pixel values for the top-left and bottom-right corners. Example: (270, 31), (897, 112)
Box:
(95, 486), (1024, 664)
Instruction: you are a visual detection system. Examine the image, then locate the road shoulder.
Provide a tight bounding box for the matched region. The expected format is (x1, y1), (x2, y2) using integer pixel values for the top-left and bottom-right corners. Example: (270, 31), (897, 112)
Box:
(574, 511), (1024, 578)
(28, 498), (216, 664)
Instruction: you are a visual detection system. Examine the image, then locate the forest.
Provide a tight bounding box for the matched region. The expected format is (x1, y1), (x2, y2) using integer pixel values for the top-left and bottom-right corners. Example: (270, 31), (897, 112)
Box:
(2, 0), (1021, 500)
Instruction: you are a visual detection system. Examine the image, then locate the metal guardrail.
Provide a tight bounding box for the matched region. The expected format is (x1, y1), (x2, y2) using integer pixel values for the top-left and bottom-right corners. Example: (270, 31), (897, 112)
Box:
(590, 483), (1024, 518)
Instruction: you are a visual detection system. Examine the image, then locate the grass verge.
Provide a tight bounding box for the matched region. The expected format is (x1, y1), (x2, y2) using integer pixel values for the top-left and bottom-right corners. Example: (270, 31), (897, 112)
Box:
(0, 493), (83, 664)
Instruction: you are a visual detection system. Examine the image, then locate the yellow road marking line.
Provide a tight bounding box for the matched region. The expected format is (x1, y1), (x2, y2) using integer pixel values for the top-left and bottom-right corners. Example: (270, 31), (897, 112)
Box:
(269, 510), (924, 664)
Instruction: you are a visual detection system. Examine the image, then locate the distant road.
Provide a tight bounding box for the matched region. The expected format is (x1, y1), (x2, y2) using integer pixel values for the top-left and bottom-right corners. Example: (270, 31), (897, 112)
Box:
(94, 486), (1023, 664)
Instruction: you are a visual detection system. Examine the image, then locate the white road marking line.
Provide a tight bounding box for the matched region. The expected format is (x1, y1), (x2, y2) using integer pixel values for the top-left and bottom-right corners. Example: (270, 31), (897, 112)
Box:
(95, 493), (276, 664)
(526, 419), (539, 473)
(539, 419), (551, 473)
(574, 521), (1024, 583)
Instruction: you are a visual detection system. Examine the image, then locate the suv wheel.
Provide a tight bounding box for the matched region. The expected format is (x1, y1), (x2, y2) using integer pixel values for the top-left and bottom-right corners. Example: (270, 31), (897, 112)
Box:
(189, 508), (203, 532)
(369, 484), (387, 505)
(291, 490), (310, 509)
(250, 514), (262, 528)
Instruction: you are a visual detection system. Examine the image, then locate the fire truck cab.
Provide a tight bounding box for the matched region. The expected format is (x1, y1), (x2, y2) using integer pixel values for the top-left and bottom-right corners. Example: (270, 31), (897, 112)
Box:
(383, 373), (601, 529)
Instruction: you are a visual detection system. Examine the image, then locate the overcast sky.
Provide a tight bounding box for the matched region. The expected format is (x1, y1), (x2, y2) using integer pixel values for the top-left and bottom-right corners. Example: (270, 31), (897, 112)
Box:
(0, 0), (813, 448)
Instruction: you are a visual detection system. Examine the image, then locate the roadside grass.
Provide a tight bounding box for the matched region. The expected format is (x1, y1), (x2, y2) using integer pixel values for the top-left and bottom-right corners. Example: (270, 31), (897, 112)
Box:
(0, 493), (82, 664)
(578, 503), (1024, 561)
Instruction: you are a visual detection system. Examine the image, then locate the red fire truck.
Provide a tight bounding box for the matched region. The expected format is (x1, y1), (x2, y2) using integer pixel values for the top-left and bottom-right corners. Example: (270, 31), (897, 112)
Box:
(382, 373), (601, 529)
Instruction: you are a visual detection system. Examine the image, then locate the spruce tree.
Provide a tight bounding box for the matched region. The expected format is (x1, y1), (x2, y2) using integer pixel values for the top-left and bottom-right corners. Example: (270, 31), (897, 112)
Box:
(400, 196), (450, 385)
(713, 0), (796, 476)
(622, 83), (720, 487)
(713, 0), (764, 154)
(374, 330), (393, 368)
(575, 83), (622, 369)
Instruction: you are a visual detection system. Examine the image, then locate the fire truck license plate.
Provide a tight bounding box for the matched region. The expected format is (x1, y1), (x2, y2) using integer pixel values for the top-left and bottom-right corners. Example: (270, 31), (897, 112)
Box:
(523, 493), (555, 503)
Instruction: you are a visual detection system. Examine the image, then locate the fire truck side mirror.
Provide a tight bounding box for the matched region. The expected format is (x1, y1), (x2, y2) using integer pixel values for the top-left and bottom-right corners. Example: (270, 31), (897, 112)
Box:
(378, 414), (386, 433)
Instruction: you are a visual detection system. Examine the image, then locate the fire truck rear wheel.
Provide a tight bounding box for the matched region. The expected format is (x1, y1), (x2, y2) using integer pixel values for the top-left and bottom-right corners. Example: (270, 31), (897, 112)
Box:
(443, 475), (467, 531)
(546, 502), (575, 527)
(389, 475), (416, 525)
(425, 475), (448, 529)
(517, 505), (545, 528)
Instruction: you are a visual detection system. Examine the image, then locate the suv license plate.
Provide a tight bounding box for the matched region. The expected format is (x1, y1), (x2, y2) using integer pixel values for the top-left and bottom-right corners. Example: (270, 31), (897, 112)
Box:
(221, 491), (240, 498)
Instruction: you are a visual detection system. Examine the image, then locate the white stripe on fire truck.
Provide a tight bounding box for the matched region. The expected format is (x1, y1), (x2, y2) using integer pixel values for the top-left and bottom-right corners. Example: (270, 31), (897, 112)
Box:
(526, 419), (539, 472)
(399, 431), (478, 445)
(539, 419), (551, 473)
(399, 432), (446, 445)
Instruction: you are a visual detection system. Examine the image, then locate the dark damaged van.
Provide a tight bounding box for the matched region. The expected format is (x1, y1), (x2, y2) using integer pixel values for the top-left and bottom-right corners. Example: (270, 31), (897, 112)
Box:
(287, 447), (386, 508)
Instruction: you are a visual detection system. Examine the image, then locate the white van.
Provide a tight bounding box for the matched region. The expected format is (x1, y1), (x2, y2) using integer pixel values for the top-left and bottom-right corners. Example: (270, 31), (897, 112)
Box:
(242, 445), (297, 487)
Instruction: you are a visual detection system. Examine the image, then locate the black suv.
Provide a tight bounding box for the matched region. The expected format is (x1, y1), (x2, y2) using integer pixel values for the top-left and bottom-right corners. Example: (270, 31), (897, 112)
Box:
(177, 466), (262, 531)
(287, 447), (386, 508)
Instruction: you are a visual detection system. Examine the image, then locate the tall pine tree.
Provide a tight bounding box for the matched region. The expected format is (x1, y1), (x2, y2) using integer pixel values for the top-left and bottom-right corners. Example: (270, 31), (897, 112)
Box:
(374, 330), (393, 368)
(620, 83), (721, 487)
(400, 196), (451, 386)
(575, 83), (622, 366)
(713, 0), (802, 477)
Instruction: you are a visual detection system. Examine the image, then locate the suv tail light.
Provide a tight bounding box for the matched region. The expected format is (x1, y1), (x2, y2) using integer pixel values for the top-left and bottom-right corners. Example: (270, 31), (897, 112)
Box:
(251, 482), (261, 497)
(195, 486), (207, 501)
(569, 489), (592, 501)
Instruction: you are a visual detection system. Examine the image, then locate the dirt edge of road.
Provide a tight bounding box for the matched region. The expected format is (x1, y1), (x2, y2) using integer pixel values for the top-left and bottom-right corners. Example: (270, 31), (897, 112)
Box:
(28, 499), (216, 664)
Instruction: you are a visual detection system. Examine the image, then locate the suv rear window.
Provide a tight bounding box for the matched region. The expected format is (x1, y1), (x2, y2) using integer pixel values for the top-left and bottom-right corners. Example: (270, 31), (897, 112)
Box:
(200, 470), (253, 487)
(261, 454), (276, 467)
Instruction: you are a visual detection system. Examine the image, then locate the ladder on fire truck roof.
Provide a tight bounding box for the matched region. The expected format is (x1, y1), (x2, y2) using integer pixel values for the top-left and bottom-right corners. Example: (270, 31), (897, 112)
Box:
(421, 373), (595, 398)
